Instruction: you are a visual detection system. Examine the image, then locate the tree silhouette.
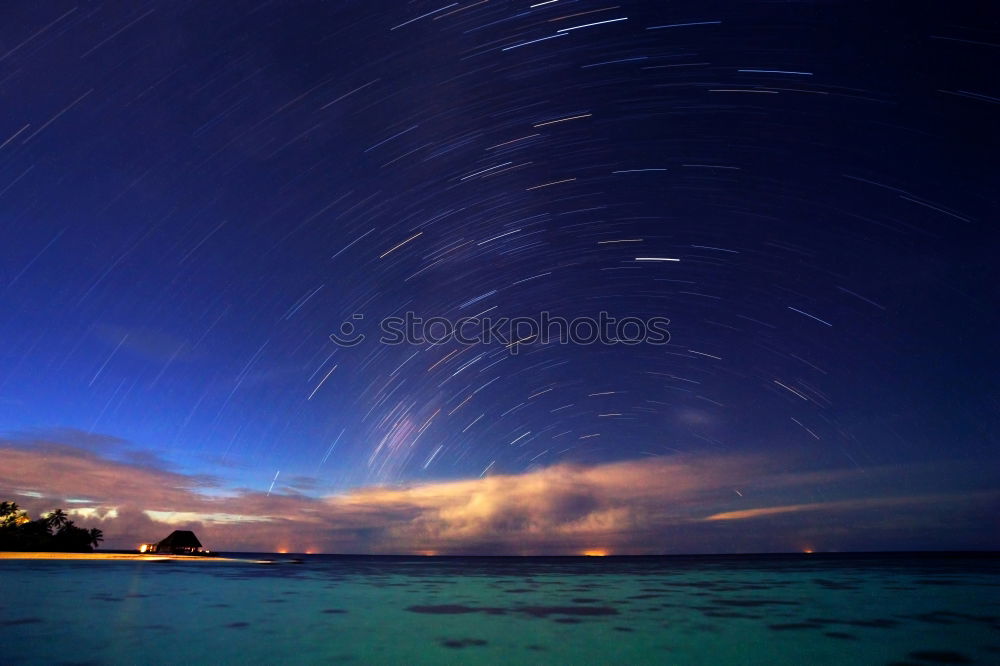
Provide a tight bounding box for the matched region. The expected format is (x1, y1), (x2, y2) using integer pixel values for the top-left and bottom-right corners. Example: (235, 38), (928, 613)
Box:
(47, 509), (69, 530)
(0, 501), (28, 528)
(0, 502), (106, 552)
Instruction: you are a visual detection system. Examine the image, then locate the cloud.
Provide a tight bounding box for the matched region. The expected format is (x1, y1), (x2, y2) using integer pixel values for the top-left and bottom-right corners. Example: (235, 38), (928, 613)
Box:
(703, 493), (996, 522)
(1, 433), (997, 554)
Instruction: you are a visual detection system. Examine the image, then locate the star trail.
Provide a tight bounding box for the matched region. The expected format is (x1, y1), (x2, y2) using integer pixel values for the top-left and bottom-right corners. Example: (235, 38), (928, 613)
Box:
(0, 1), (997, 554)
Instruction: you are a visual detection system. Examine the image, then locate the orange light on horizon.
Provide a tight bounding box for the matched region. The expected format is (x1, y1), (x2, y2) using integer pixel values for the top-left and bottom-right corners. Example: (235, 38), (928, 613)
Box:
(581, 549), (610, 556)
(803, 548), (814, 554)
(416, 550), (438, 556)
(277, 547), (289, 554)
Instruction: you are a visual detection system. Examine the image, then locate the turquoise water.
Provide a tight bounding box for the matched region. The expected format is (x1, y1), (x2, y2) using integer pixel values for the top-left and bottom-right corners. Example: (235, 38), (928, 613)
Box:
(1, 554), (997, 665)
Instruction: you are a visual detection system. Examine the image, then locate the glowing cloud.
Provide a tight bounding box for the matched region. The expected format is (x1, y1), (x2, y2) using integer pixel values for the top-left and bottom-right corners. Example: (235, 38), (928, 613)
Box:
(1, 433), (996, 554)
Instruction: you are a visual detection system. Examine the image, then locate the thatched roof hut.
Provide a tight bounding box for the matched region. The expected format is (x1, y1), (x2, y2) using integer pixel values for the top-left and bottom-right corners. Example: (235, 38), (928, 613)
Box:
(147, 530), (203, 554)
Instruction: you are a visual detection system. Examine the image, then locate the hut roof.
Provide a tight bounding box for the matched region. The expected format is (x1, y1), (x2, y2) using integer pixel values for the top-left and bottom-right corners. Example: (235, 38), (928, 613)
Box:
(157, 530), (202, 549)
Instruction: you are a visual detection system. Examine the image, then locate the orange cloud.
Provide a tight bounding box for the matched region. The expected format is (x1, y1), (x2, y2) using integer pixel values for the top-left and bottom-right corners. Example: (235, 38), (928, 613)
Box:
(704, 492), (1000, 522)
(2, 432), (996, 554)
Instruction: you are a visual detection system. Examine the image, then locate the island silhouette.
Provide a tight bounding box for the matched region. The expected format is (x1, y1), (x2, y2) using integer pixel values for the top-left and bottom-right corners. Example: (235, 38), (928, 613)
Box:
(0, 501), (103, 553)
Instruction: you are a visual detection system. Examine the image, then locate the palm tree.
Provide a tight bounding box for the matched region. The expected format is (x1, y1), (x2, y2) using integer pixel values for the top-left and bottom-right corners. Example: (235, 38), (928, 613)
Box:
(88, 528), (104, 549)
(1, 502), (29, 528)
(47, 509), (69, 530)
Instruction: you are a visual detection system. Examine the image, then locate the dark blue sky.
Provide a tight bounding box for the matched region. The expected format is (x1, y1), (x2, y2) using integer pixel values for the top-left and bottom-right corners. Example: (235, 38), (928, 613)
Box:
(1, 1), (997, 552)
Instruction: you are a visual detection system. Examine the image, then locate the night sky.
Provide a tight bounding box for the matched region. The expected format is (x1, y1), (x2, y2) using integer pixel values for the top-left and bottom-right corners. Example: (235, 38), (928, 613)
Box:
(1, 1), (997, 554)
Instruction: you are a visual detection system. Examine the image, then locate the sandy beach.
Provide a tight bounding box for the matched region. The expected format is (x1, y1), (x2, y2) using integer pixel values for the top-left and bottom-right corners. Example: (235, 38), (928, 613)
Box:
(0, 551), (241, 561)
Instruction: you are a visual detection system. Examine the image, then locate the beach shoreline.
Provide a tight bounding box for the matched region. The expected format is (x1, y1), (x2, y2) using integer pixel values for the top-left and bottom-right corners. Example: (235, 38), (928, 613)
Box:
(0, 551), (241, 561)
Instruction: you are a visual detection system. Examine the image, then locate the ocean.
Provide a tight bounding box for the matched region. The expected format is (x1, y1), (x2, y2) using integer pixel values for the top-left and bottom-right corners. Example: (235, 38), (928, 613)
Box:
(1, 553), (997, 664)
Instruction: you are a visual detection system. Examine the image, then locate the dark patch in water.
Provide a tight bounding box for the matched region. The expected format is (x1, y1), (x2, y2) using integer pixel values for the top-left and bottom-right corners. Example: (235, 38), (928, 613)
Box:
(906, 650), (973, 663)
(322, 608), (347, 614)
(3, 617), (44, 626)
(905, 610), (996, 626)
(517, 605), (618, 618)
(905, 612), (956, 625)
(225, 622), (250, 629)
(703, 611), (758, 619)
(504, 589), (533, 594)
(769, 622), (824, 631)
(554, 618), (582, 624)
(713, 599), (798, 608)
(614, 626), (634, 632)
(406, 603), (618, 618)
(440, 638), (487, 648)
(812, 578), (857, 590)
(571, 598), (600, 603)
(808, 617), (898, 629)
(847, 618), (898, 629)
(824, 632), (856, 639)
(406, 604), (505, 615)
(628, 593), (662, 599)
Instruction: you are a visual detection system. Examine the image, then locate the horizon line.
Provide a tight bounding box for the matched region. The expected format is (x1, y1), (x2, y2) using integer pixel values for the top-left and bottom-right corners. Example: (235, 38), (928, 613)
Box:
(95, 548), (1000, 558)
